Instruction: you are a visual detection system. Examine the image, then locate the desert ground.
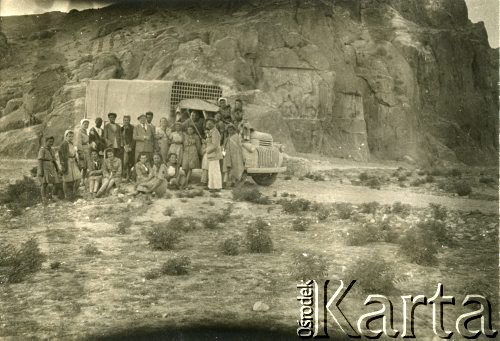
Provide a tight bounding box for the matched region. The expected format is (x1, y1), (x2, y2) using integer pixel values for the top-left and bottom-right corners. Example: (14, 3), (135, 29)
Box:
(0, 156), (498, 340)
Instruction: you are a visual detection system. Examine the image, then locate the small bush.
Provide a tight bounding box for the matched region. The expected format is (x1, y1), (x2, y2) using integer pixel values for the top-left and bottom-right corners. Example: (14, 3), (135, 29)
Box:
(334, 202), (354, 219)
(246, 218), (273, 253)
(202, 214), (221, 230)
(346, 258), (396, 294)
(417, 170), (426, 176)
(163, 207), (175, 217)
(429, 168), (445, 176)
(425, 174), (435, 183)
(232, 185), (270, 204)
(220, 237), (241, 256)
(117, 217), (132, 234)
(82, 243), (102, 256)
(144, 269), (162, 280)
(280, 198), (311, 214)
(391, 202), (411, 217)
(399, 226), (438, 265)
(291, 252), (328, 280)
(397, 175), (407, 182)
(410, 178), (426, 187)
(6, 203), (23, 217)
(429, 203), (447, 221)
(366, 177), (382, 190)
(2, 176), (40, 208)
(345, 221), (394, 246)
(50, 261), (61, 270)
(167, 217), (197, 232)
(292, 217), (311, 231)
(417, 219), (452, 247)
(359, 172), (369, 182)
(0, 239), (47, 284)
(305, 172), (325, 181)
(479, 177), (495, 185)
(281, 192), (289, 197)
(454, 182), (471, 196)
(448, 168), (462, 177)
(317, 207), (330, 221)
(360, 201), (380, 215)
(147, 226), (180, 250)
(161, 256), (191, 275)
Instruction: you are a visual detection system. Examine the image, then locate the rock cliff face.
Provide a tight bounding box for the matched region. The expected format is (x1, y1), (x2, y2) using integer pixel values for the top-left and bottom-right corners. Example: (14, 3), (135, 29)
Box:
(0, 0), (497, 165)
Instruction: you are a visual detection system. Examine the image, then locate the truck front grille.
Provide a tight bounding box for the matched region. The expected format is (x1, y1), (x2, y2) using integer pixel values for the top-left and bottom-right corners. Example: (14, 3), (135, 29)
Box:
(256, 147), (280, 168)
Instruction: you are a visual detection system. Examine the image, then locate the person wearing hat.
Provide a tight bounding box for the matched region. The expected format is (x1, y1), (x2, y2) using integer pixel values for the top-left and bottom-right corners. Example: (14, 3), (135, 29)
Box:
(121, 115), (135, 181)
(96, 148), (122, 198)
(37, 136), (61, 204)
(133, 113), (155, 164)
(103, 112), (123, 161)
(204, 117), (223, 192)
(58, 130), (82, 201)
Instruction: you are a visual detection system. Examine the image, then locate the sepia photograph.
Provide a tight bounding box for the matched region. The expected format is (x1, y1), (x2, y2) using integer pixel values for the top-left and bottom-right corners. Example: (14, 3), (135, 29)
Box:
(0, 0), (498, 339)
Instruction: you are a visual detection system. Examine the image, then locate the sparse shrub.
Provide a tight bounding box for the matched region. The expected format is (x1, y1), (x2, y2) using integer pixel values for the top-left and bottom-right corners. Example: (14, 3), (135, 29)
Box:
(417, 170), (426, 176)
(232, 185), (270, 204)
(359, 172), (369, 182)
(220, 237), (241, 256)
(448, 168), (462, 177)
(397, 175), (407, 182)
(405, 171), (413, 177)
(305, 172), (325, 181)
(176, 191), (186, 198)
(163, 207), (175, 217)
(166, 217), (197, 232)
(82, 243), (102, 256)
(245, 218), (273, 253)
(317, 207), (330, 221)
(50, 261), (61, 270)
(6, 202), (23, 217)
(425, 174), (435, 183)
(292, 217), (311, 231)
(417, 219), (452, 247)
(161, 256), (191, 275)
(454, 182), (472, 196)
(360, 201), (380, 215)
(429, 168), (445, 176)
(399, 226), (438, 265)
(144, 269), (161, 280)
(280, 198), (312, 214)
(218, 203), (233, 223)
(366, 177), (382, 189)
(410, 178), (426, 187)
(284, 175), (292, 180)
(346, 258), (396, 294)
(429, 203), (447, 221)
(291, 251), (328, 280)
(345, 222), (385, 246)
(147, 226), (180, 250)
(202, 214), (221, 229)
(334, 202), (354, 219)
(391, 202), (411, 217)
(0, 238), (46, 284)
(479, 177), (495, 185)
(2, 176), (40, 208)
(117, 217), (132, 234)
(281, 192), (289, 197)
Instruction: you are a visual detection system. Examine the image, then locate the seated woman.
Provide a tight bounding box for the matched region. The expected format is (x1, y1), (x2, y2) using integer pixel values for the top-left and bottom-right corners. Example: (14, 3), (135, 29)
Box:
(134, 152), (150, 184)
(87, 150), (103, 197)
(165, 153), (186, 190)
(96, 148), (122, 197)
(136, 153), (168, 196)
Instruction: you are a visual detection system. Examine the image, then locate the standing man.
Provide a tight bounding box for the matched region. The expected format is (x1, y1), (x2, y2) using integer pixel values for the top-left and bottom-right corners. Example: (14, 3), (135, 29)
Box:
(94, 117), (105, 157)
(205, 117), (223, 192)
(231, 98), (244, 125)
(146, 111), (156, 155)
(103, 112), (123, 160)
(133, 113), (155, 163)
(121, 115), (135, 181)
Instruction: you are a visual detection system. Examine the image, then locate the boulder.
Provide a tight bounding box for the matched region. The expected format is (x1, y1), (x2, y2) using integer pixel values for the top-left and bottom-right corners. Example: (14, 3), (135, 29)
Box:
(2, 98), (23, 117)
(252, 301), (270, 312)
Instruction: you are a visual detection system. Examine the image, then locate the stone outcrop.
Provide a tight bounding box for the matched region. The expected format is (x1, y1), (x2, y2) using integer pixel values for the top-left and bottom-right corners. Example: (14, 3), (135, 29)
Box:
(0, 0), (497, 164)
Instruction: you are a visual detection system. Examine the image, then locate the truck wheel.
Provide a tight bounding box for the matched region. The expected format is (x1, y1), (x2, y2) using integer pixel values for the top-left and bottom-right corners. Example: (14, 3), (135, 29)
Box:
(251, 173), (278, 186)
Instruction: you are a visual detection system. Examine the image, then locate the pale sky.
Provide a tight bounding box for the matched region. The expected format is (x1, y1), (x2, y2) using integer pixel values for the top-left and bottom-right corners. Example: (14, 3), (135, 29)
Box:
(0, 0), (498, 47)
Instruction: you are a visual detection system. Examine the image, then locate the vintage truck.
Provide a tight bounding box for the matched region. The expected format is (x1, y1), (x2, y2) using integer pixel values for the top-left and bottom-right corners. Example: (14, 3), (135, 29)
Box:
(85, 79), (286, 185)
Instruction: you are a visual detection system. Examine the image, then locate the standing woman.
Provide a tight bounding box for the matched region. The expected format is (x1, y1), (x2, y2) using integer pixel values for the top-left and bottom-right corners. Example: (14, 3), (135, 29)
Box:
(76, 119), (90, 183)
(205, 118), (223, 192)
(168, 122), (184, 164)
(182, 125), (201, 186)
(156, 117), (171, 163)
(58, 130), (82, 201)
(37, 136), (60, 204)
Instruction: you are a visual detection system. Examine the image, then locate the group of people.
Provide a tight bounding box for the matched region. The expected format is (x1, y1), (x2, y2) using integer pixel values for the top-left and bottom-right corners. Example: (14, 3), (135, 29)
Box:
(36, 98), (249, 203)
